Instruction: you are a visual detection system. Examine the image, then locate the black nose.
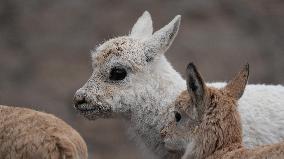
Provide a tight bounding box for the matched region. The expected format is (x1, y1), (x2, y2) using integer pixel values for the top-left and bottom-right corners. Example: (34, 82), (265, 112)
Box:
(74, 97), (86, 107)
(74, 90), (87, 108)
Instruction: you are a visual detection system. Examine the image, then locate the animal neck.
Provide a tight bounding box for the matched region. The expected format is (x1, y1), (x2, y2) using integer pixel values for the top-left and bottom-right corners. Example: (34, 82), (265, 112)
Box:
(128, 55), (186, 158)
(205, 143), (243, 159)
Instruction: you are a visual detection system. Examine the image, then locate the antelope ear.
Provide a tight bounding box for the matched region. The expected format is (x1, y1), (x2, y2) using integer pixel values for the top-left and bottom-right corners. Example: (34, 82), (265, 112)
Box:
(186, 63), (206, 104)
(144, 15), (181, 61)
(130, 11), (153, 39)
(186, 63), (206, 120)
(224, 64), (249, 100)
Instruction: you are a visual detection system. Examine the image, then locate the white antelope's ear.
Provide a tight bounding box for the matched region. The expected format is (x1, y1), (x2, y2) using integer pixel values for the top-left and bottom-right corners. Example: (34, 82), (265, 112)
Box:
(130, 11), (153, 39)
(144, 15), (181, 61)
(224, 63), (249, 100)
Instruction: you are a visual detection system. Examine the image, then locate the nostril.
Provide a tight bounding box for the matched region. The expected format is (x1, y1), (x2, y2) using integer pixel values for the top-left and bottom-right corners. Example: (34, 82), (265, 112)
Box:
(161, 132), (166, 138)
(74, 97), (86, 109)
(160, 129), (167, 139)
(76, 97), (86, 105)
(74, 91), (87, 108)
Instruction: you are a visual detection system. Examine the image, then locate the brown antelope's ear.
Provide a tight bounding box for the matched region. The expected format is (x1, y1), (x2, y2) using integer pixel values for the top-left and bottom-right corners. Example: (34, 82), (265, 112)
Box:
(224, 63), (249, 100)
(186, 63), (206, 105)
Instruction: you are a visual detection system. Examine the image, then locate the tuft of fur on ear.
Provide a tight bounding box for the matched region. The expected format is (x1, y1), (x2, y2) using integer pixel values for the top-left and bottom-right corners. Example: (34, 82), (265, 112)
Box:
(130, 11), (153, 39)
(186, 63), (206, 118)
(144, 15), (181, 61)
(224, 63), (249, 100)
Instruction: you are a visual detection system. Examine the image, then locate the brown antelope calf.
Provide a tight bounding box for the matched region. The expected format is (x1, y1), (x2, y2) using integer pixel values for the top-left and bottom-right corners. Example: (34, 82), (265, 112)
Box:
(161, 63), (284, 159)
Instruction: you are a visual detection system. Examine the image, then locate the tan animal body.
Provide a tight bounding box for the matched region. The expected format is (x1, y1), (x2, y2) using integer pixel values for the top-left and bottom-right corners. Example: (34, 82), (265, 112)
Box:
(0, 105), (88, 159)
(161, 63), (284, 159)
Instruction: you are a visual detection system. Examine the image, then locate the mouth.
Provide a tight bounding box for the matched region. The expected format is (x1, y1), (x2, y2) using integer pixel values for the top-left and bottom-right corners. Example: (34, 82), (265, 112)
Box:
(75, 103), (97, 112)
(163, 138), (181, 152)
(164, 142), (174, 150)
(163, 141), (183, 155)
(74, 102), (112, 120)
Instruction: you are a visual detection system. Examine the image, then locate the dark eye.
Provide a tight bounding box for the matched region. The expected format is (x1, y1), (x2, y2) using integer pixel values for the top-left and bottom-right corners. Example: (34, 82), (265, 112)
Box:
(174, 111), (181, 122)
(109, 67), (127, 81)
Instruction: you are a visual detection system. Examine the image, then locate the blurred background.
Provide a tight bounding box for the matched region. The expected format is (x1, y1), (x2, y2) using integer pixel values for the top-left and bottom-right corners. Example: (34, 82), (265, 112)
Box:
(0, 0), (283, 158)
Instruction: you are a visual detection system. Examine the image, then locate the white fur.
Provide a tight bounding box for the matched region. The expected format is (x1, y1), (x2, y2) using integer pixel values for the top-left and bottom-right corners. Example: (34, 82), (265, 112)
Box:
(238, 84), (284, 147)
(130, 11), (153, 39)
(74, 11), (284, 159)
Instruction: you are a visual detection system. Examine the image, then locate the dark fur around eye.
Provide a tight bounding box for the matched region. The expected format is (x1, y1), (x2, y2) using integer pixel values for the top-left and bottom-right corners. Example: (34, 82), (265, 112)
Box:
(109, 67), (127, 81)
(174, 111), (182, 122)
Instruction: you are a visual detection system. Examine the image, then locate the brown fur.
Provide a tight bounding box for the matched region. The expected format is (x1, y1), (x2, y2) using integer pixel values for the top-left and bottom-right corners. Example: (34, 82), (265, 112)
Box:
(161, 63), (284, 159)
(0, 105), (88, 159)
